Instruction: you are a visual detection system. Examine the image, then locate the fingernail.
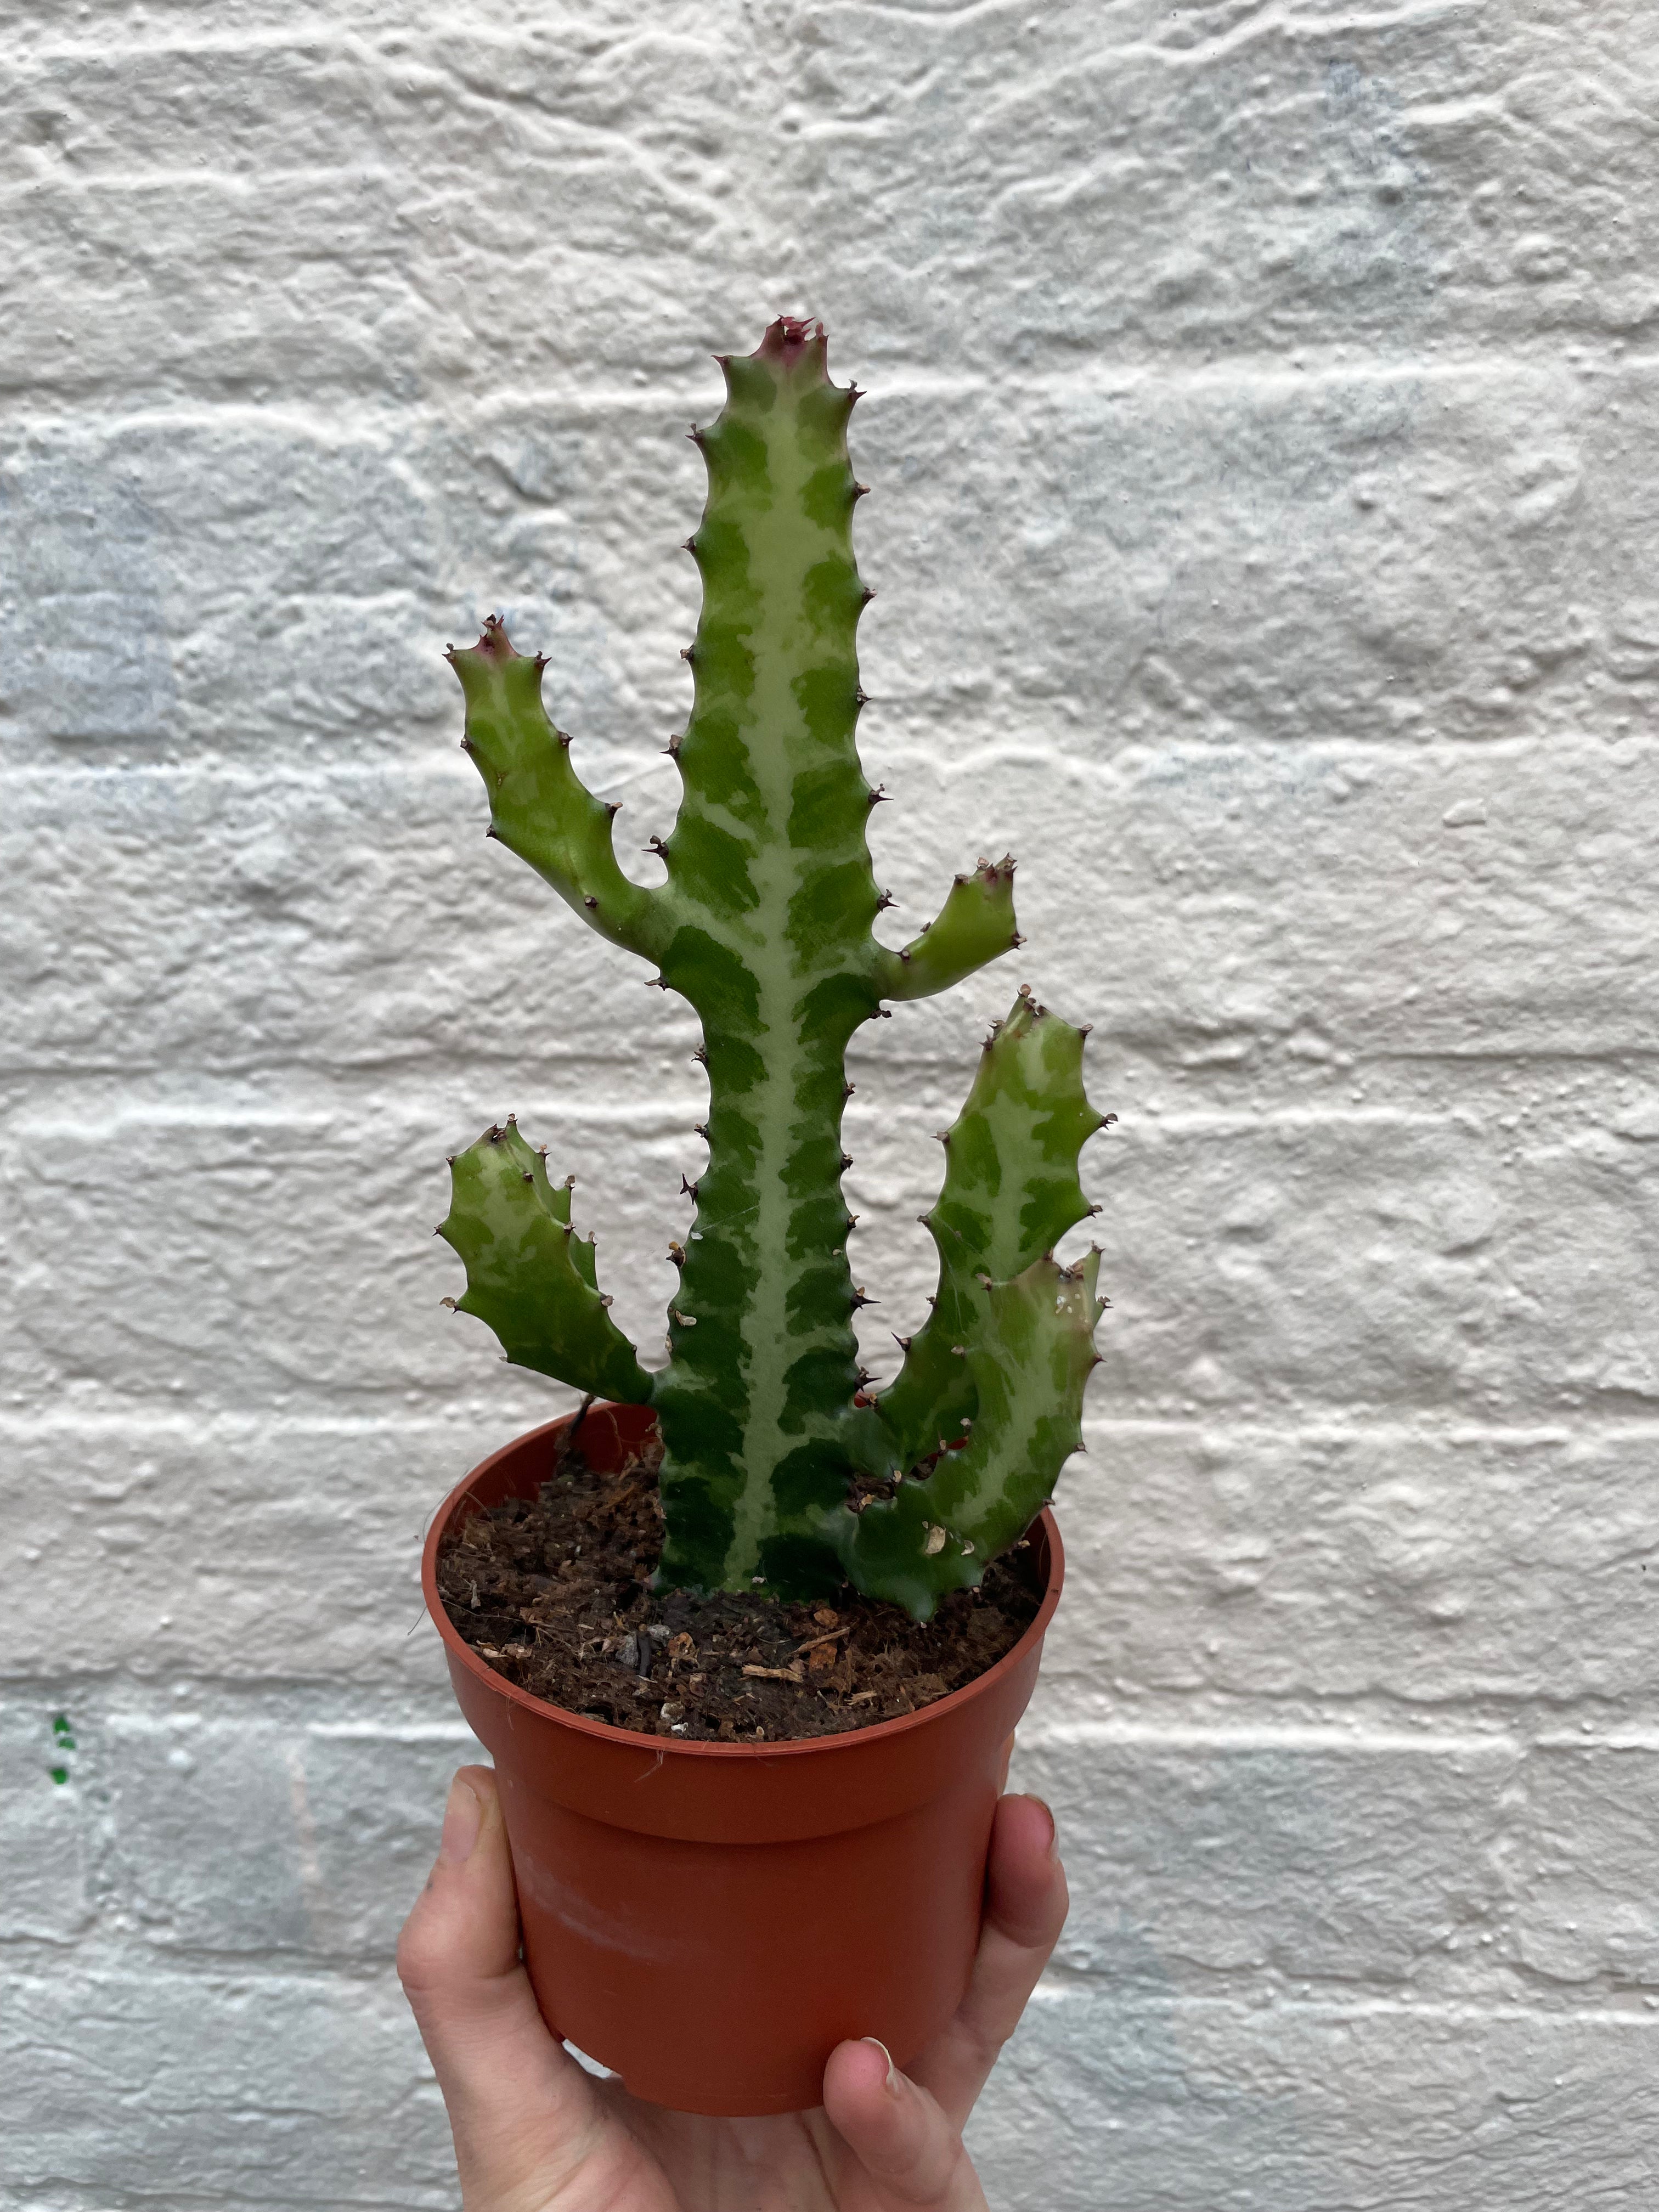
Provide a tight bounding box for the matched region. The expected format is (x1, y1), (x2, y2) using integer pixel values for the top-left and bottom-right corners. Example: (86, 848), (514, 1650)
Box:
(861, 2037), (901, 2096)
(1030, 1795), (1059, 1860)
(438, 1776), (482, 1865)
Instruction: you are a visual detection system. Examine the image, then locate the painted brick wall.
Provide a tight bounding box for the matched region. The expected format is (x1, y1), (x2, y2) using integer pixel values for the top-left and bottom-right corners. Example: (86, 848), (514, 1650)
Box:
(5, 3), (1658, 2205)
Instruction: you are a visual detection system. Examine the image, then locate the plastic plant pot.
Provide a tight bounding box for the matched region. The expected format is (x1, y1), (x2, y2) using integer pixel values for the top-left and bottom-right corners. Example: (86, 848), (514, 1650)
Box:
(423, 1399), (1064, 2117)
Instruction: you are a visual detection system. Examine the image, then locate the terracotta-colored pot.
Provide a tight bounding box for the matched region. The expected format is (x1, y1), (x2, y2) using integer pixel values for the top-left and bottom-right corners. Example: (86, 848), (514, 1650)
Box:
(422, 1401), (1064, 2116)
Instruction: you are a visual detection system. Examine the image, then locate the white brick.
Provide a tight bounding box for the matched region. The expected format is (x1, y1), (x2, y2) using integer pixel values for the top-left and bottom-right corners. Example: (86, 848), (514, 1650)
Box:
(1513, 1742), (1659, 1989)
(969, 1987), (1659, 2212)
(1011, 1726), (1517, 1995)
(0, 1702), (95, 1943)
(2, 1961), (454, 2206)
(1042, 1424), (1659, 1719)
(0, 1419), (533, 1682)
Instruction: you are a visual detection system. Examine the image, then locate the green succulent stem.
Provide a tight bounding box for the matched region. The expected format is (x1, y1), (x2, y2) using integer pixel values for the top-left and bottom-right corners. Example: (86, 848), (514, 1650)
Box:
(438, 317), (1107, 1617)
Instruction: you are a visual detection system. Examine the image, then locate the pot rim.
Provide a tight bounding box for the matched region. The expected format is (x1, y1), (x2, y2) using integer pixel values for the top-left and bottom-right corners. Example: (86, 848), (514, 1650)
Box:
(422, 1408), (1065, 1765)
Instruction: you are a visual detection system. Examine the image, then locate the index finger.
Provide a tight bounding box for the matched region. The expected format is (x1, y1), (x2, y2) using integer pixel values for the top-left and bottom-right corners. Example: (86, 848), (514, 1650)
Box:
(906, 1793), (1069, 2130)
(397, 1767), (610, 2203)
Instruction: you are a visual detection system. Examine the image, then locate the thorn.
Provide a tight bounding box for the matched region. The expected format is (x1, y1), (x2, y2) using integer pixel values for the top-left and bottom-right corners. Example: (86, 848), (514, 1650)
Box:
(1103, 1111), (1119, 1127)
(853, 481), (870, 499)
(665, 734), (681, 756)
(1011, 932), (1025, 947)
(459, 736), (475, 754)
(1078, 1023), (1093, 1037)
(667, 1241), (685, 1267)
(934, 1130), (950, 1143)
(840, 1152), (854, 1170)
(680, 645), (695, 663)
(439, 1294), (458, 1311)
(537, 1145), (548, 1156)
(687, 425), (706, 445)
(694, 1122), (709, 1141)
(1018, 983), (1033, 999)
(534, 653), (549, 673)
(682, 537), (698, 552)
(847, 1214), (859, 1227)
(843, 1081), (856, 1099)
(680, 1175), (699, 1199)
(893, 1331), (911, 1350)
(484, 825), (499, 840)
(445, 1154), (456, 1165)
(950, 1346), (966, 1357)
(875, 890), (895, 911)
(855, 686), (869, 707)
(487, 1126), (503, 1142)
(692, 1045), (708, 1066)
(851, 1288), (877, 1309)
(522, 1170), (533, 1183)
(672, 1308), (697, 1327)
(606, 800), (622, 819)
(584, 894), (598, 909)
(599, 1293), (614, 1310)
(960, 1416), (973, 1431)
(1089, 1201), (1103, 1216)
(861, 586), (877, 607)
(558, 732), (572, 750)
(867, 784), (890, 808)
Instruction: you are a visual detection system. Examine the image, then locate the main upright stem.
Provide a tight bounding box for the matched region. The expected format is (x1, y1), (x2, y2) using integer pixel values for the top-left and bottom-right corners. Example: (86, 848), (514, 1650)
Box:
(651, 323), (882, 1594)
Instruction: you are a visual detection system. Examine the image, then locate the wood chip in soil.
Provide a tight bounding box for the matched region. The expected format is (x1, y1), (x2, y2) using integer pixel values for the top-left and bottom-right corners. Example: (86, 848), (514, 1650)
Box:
(436, 1425), (1043, 1742)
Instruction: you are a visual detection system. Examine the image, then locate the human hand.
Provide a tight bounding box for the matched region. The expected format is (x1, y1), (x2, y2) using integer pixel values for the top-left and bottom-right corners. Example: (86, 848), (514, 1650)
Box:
(398, 1764), (1068, 2210)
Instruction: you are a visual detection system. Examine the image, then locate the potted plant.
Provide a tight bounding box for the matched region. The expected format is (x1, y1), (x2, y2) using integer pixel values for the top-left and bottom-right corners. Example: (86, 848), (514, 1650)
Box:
(421, 315), (1108, 2116)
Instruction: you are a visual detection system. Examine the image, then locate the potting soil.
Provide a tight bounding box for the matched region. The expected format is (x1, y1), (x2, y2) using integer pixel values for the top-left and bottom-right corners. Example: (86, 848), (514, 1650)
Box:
(437, 1424), (1043, 1741)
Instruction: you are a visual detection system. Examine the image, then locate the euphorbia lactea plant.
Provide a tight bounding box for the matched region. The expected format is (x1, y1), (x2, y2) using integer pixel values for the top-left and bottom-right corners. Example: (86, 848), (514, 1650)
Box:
(439, 317), (1107, 1620)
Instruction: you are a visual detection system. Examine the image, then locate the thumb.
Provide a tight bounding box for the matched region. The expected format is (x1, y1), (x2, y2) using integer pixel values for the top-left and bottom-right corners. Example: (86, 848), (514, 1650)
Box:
(822, 2038), (988, 2209)
(397, 1767), (606, 2205)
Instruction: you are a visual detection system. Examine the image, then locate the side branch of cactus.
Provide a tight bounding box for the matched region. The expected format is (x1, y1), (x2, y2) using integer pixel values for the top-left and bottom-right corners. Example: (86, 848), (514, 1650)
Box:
(449, 617), (669, 963)
(873, 989), (1105, 1473)
(438, 1119), (653, 1406)
(874, 859), (1020, 1001)
(834, 1251), (1105, 1619)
